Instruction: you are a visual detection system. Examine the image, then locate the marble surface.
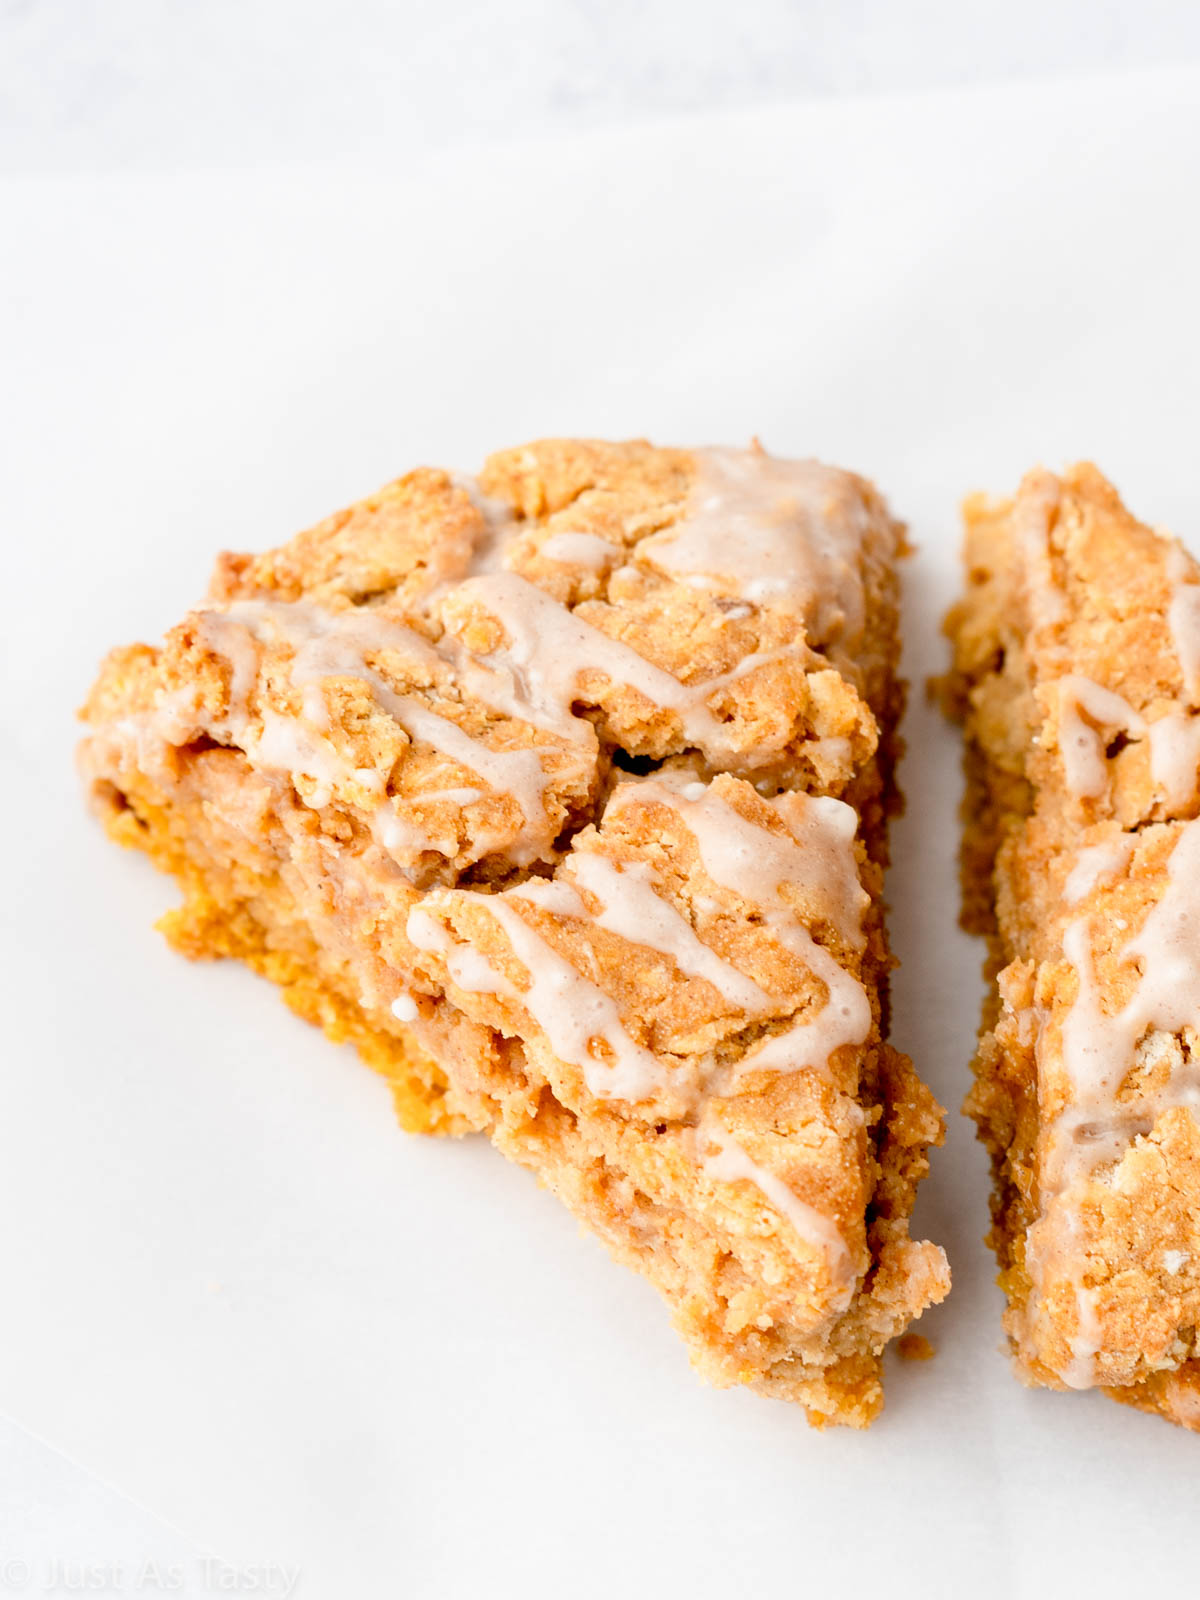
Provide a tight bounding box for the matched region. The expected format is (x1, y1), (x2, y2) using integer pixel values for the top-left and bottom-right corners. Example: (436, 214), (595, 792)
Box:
(2, 0), (1199, 171)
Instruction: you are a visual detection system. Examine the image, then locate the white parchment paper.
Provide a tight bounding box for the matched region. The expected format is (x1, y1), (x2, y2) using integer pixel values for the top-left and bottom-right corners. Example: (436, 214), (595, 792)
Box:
(3, 68), (1199, 1598)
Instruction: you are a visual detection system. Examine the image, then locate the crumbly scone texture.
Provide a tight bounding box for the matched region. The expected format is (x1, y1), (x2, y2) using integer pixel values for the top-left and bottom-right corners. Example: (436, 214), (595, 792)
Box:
(943, 461), (1200, 1428)
(81, 437), (947, 1428)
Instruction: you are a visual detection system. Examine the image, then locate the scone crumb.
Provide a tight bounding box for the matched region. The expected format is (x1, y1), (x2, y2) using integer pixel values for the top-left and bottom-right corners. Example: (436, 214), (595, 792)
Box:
(896, 1333), (935, 1362)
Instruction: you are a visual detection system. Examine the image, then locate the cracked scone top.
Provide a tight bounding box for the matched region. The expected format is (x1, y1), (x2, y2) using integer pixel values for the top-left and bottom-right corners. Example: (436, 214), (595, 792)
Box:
(945, 462), (1200, 1427)
(81, 437), (947, 1428)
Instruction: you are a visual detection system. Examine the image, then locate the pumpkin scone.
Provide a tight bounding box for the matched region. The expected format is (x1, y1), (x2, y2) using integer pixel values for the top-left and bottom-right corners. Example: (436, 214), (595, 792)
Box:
(944, 462), (1200, 1428)
(80, 438), (947, 1427)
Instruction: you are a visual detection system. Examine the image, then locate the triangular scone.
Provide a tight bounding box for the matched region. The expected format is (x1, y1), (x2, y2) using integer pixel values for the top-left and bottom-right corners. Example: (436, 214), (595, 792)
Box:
(81, 438), (947, 1427)
(945, 462), (1200, 1427)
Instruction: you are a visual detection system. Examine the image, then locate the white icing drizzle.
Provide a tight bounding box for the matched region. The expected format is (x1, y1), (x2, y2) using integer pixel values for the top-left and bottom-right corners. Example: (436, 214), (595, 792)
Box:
(405, 775), (868, 1285)
(424, 858), (859, 1290)
(206, 613), (262, 715)
(114, 448), (873, 874)
(565, 852), (772, 1013)
(630, 448), (876, 672)
(1059, 832), (1200, 1158)
(198, 602), (555, 865)
(731, 962), (872, 1086)
(1062, 1279), (1102, 1390)
(613, 778), (867, 950)
(406, 905), (449, 954)
(433, 887), (670, 1104)
(133, 563), (811, 877)
(408, 903), (515, 996)
(371, 806), (433, 862)
(539, 531), (619, 569)
(1149, 709), (1200, 810)
(445, 942), (518, 996)
(608, 779), (872, 1076)
(1015, 472), (1065, 628)
(251, 704), (366, 811)
(385, 700), (546, 852)
(94, 449), (884, 1287)
(505, 877), (586, 917)
(1167, 544), (1200, 703)
(1052, 672), (1200, 811)
(444, 447), (886, 762)
(695, 1118), (854, 1306)
(1055, 675), (1145, 797)
(451, 472), (519, 574)
(1035, 819), (1200, 1385)
(1062, 836), (1135, 905)
(450, 570), (772, 762)
(639, 448), (871, 655)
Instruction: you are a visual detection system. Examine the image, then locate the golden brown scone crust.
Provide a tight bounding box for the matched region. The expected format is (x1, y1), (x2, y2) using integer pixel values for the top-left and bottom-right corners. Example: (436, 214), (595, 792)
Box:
(944, 462), (1200, 1425)
(82, 438), (946, 1427)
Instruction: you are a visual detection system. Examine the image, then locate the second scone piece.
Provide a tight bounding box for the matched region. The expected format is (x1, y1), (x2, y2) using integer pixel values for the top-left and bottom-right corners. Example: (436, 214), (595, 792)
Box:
(945, 462), (1200, 1428)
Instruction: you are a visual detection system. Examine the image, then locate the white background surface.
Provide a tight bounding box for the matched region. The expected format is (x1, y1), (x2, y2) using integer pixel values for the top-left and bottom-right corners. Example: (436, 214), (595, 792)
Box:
(4, 8), (1200, 1598)
(5, 0), (1200, 171)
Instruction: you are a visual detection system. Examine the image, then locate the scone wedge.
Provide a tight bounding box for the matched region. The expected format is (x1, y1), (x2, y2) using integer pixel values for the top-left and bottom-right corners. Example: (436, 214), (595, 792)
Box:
(81, 438), (947, 1427)
(945, 462), (1200, 1427)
